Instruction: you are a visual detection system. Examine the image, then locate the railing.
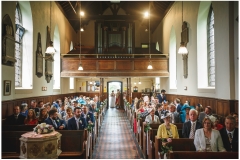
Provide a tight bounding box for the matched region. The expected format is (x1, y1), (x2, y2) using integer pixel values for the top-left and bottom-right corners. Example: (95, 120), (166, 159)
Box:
(61, 53), (168, 59)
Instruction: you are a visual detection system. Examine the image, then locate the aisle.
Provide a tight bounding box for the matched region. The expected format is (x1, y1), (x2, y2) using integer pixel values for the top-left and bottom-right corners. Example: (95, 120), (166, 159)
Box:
(92, 108), (143, 159)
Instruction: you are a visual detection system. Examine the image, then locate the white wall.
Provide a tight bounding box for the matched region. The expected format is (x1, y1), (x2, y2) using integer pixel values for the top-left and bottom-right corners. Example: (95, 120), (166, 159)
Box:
(152, 1), (238, 100)
(2, 1), (77, 100)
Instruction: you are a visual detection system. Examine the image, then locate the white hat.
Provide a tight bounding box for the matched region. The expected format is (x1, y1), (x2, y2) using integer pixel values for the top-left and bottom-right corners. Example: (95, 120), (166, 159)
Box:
(161, 112), (171, 119)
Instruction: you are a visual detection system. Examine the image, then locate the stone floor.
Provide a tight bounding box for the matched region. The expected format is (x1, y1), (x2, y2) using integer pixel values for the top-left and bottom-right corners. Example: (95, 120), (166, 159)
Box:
(92, 107), (143, 159)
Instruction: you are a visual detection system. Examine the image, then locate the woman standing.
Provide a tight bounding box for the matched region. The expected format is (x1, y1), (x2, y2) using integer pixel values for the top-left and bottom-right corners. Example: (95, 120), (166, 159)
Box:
(115, 89), (120, 108)
(109, 90), (116, 108)
(194, 117), (226, 152)
(157, 111), (179, 138)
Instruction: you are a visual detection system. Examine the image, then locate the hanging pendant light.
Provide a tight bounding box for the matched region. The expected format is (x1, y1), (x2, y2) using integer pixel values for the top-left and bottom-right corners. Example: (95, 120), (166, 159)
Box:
(178, 1), (188, 54)
(147, 3), (153, 69)
(89, 78), (92, 84)
(45, 1), (55, 55)
(138, 78), (141, 84)
(78, 3), (84, 70)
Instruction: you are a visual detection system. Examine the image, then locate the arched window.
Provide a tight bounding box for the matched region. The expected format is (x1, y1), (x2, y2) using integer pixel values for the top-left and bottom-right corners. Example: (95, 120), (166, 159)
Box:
(53, 25), (60, 89)
(15, 2), (33, 89)
(15, 3), (23, 87)
(207, 6), (215, 86)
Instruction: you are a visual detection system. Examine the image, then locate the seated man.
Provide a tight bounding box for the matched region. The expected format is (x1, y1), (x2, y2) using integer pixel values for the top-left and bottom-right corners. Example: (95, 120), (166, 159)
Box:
(44, 109), (66, 130)
(68, 107), (87, 130)
(81, 105), (95, 126)
(5, 105), (26, 125)
(182, 109), (202, 138)
(168, 103), (180, 123)
(219, 116), (238, 152)
(198, 106), (212, 123)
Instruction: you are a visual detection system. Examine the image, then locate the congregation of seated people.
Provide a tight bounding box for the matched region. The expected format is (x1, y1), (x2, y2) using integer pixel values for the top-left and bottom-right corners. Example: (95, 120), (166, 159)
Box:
(4, 95), (101, 131)
(132, 89), (238, 152)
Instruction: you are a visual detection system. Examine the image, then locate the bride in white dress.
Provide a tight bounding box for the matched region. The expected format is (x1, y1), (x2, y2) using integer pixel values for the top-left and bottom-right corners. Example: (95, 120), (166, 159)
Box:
(109, 90), (116, 108)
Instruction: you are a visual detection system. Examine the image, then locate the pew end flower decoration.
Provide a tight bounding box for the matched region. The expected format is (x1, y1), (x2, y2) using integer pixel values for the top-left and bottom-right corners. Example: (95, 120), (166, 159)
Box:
(87, 121), (94, 132)
(33, 123), (54, 134)
(144, 123), (151, 132)
(161, 138), (173, 155)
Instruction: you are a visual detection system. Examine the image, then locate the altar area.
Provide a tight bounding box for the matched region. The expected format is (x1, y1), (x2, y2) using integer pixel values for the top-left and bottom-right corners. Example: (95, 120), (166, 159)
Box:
(19, 131), (62, 159)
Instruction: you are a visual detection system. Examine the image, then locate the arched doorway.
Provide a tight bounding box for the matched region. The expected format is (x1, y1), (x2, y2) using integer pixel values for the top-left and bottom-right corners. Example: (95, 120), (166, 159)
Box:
(107, 81), (122, 108)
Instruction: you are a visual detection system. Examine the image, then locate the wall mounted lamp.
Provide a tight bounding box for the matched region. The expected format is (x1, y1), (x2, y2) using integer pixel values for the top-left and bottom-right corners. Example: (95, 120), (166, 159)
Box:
(178, 1), (189, 79)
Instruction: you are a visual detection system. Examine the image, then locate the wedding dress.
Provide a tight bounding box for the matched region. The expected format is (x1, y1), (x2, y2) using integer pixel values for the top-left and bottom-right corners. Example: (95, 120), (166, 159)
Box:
(109, 93), (116, 108)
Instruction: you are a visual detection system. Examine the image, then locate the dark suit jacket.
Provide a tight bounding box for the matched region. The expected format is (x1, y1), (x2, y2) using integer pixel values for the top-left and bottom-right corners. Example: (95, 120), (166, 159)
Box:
(44, 117), (66, 130)
(67, 116), (87, 130)
(157, 94), (167, 103)
(155, 110), (164, 123)
(219, 128), (238, 152)
(84, 112), (95, 126)
(170, 112), (180, 123)
(176, 104), (182, 113)
(5, 114), (26, 125)
(182, 120), (202, 138)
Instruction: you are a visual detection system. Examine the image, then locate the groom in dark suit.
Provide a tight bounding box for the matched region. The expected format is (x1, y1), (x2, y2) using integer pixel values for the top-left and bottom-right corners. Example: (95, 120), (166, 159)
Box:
(44, 109), (66, 130)
(182, 109), (202, 138)
(68, 107), (87, 130)
(219, 116), (238, 152)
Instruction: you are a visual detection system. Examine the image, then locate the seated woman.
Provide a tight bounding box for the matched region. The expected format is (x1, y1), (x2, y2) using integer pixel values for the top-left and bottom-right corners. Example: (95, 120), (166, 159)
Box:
(157, 111), (179, 138)
(24, 109), (38, 125)
(212, 115), (224, 130)
(137, 101), (145, 113)
(180, 103), (192, 123)
(145, 108), (160, 124)
(63, 107), (73, 125)
(194, 117), (226, 152)
(38, 107), (48, 124)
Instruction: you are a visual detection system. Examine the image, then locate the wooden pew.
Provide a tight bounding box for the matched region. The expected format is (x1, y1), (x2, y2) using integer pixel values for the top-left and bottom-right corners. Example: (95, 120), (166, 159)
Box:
(155, 137), (196, 159)
(147, 128), (158, 159)
(142, 124), (160, 158)
(169, 151), (238, 159)
(2, 125), (37, 131)
(2, 130), (88, 159)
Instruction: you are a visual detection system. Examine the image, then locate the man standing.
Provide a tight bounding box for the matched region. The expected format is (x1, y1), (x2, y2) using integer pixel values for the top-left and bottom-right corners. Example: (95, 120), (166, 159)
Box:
(198, 106), (212, 123)
(219, 116), (238, 152)
(157, 89), (166, 103)
(44, 109), (66, 130)
(115, 89), (121, 108)
(68, 107), (87, 130)
(5, 106), (26, 125)
(182, 109), (202, 138)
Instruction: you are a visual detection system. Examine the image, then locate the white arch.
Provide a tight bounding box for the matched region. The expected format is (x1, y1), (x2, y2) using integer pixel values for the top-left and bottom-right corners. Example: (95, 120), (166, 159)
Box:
(18, 1), (33, 89)
(53, 25), (60, 89)
(197, 1), (212, 88)
(169, 26), (177, 89)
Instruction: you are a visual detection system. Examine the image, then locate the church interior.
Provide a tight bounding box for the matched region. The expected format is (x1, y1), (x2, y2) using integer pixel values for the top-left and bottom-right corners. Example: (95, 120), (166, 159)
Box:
(1, 1), (239, 159)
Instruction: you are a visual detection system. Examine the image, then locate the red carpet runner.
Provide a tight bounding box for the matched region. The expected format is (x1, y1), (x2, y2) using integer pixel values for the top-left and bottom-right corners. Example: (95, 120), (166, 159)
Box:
(92, 108), (143, 159)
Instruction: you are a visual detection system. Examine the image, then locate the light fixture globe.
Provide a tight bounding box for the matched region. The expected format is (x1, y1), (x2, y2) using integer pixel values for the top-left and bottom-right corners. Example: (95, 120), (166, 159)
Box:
(147, 61), (153, 69)
(178, 42), (188, 54)
(78, 63), (83, 70)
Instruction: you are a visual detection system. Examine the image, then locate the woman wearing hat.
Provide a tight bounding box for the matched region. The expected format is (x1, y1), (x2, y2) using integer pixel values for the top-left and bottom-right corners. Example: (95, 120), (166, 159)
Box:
(180, 103), (193, 123)
(157, 111), (179, 138)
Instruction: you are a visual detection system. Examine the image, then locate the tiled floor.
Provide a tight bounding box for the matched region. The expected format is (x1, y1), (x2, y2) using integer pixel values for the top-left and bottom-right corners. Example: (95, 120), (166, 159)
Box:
(92, 107), (143, 159)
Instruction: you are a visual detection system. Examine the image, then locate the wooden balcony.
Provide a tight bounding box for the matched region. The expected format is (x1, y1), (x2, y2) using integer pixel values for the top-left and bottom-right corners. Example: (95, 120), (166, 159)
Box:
(61, 53), (169, 77)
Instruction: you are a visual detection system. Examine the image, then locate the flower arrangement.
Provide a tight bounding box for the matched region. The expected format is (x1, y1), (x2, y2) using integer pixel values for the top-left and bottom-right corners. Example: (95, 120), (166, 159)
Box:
(137, 113), (142, 120)
(87, 121), (94, 132)
(33, 123), (54, 134)
(144, 123), (151, 132)
(161, 138), (173, 156)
